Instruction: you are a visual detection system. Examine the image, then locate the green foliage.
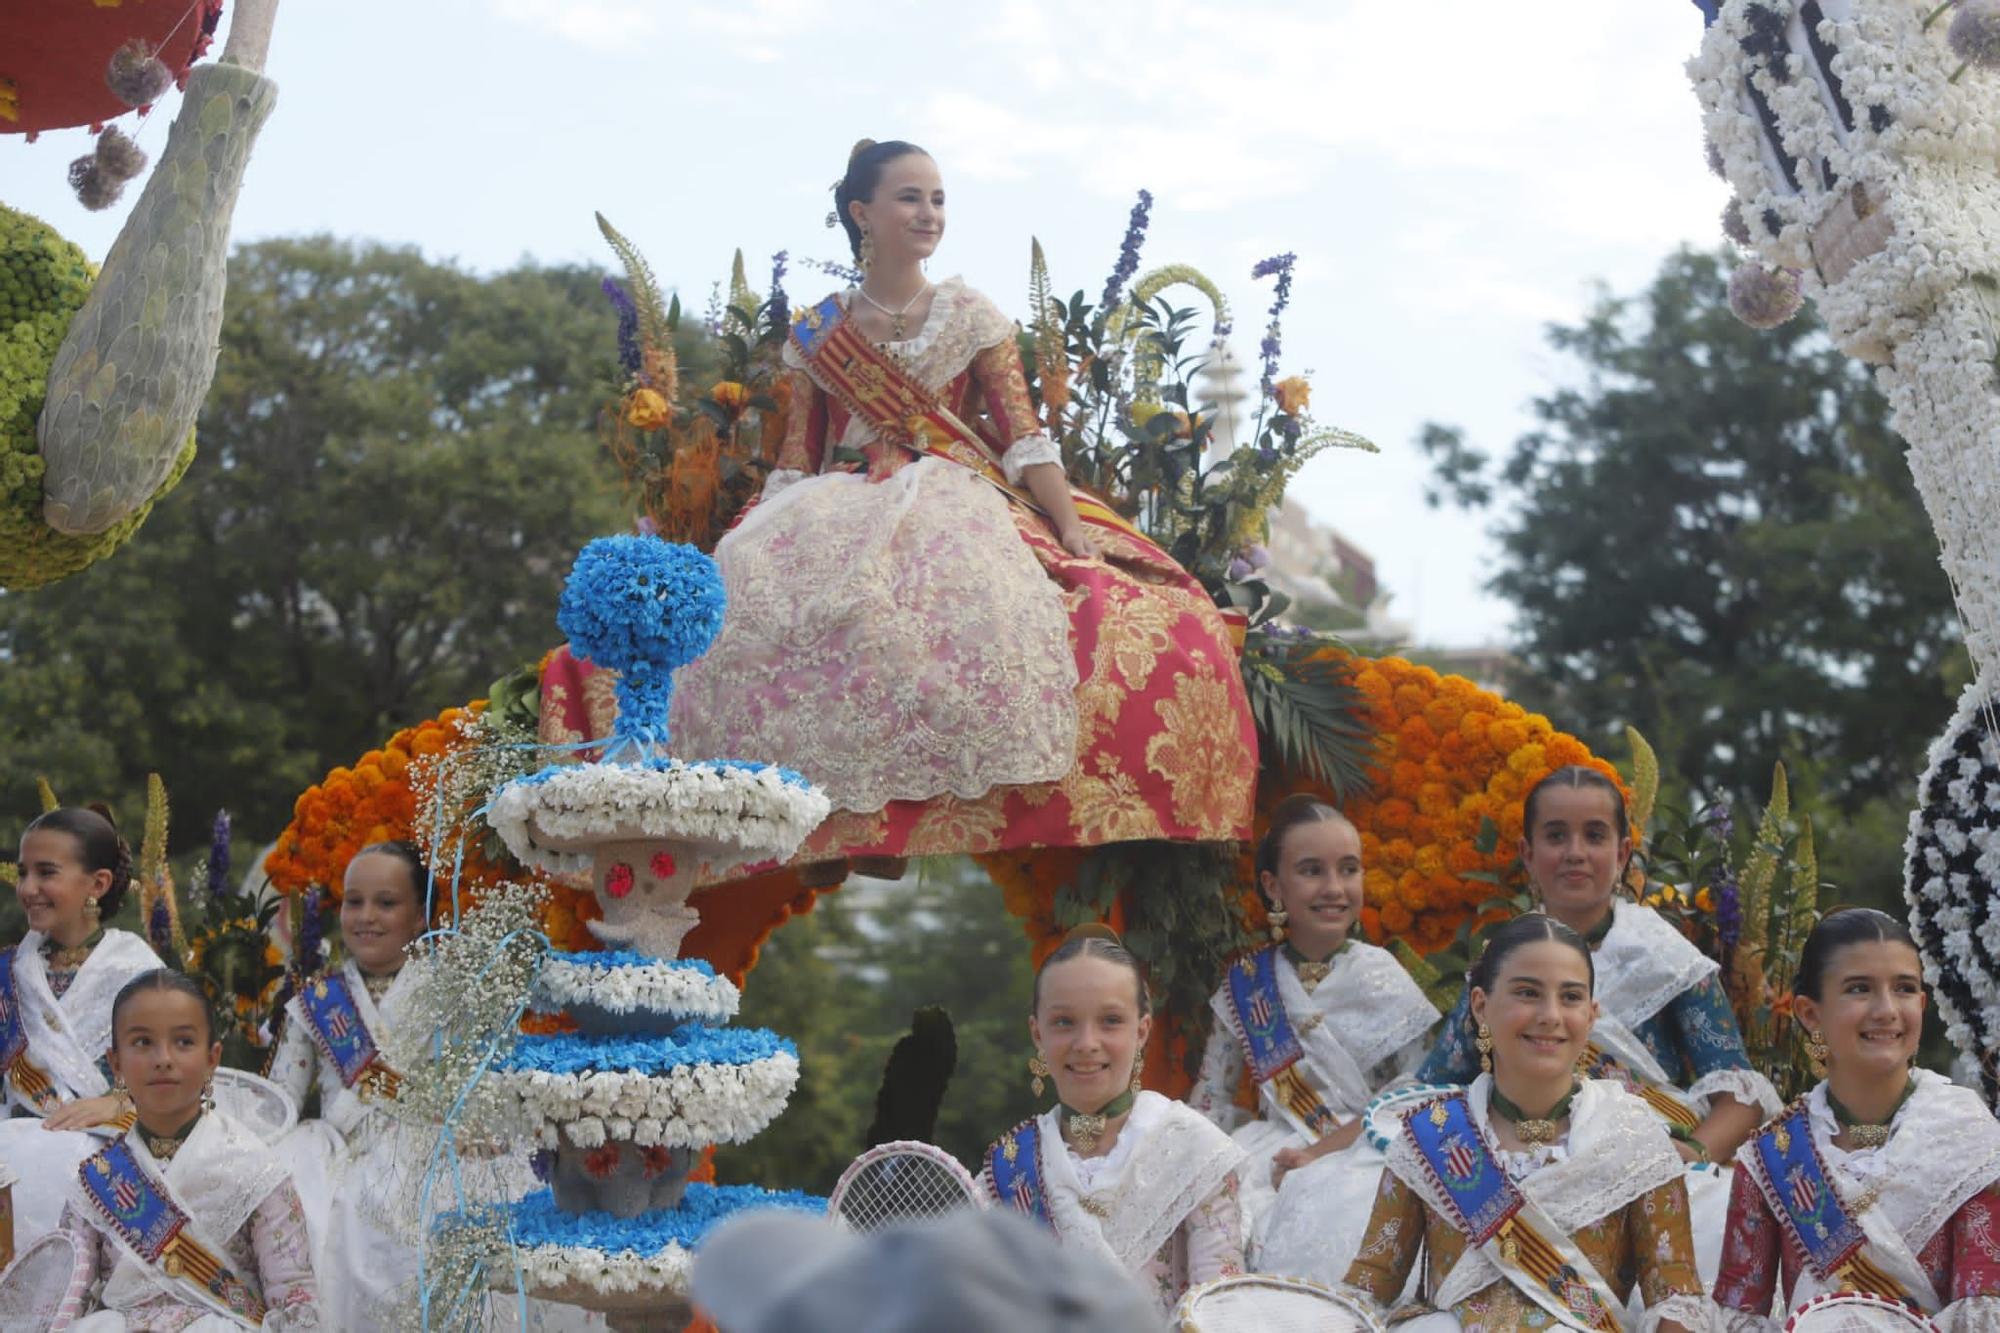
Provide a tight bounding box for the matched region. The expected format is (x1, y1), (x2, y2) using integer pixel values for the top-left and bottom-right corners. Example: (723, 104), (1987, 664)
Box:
(0, 237), (627, 853)
(0, 205), (196, 590)
(717, 861), (1042, 1191)
(1419, 248), (1963, 819)
(1240, 631), (1378, 801)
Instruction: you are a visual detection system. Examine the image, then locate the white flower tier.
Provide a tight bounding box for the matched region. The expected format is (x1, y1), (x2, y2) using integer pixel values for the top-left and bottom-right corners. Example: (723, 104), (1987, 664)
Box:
(532, 951), (741, 1034)
(489, 757), (831, 879)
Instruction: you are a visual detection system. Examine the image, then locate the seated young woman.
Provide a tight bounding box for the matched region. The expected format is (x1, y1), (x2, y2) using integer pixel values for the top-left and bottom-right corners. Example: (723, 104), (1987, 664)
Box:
(980, 925), (1246, 1314)
(1191, 795), (1438, 1266)
(1340, 914), (1710, 1331)
(1714, 909), (2000, 1331)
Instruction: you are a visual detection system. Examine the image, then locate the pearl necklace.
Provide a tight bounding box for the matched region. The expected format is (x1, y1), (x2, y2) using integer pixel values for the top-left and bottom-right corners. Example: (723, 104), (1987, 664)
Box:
(855, 282), (931, 340)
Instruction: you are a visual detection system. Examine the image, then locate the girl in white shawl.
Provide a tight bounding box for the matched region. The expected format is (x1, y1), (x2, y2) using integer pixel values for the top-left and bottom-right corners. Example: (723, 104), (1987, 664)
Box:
(0, 808), (163, 1243)
(1190, 795), (1438, 1264)
(48, 968), (320, 1330)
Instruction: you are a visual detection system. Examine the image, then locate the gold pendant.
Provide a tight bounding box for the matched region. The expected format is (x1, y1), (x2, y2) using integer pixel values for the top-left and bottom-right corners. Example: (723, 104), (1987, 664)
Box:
(1064, 1112), (1107, 1154)
(1295, 960), (1331, 992)
(1848, 1123), (1890, 1150)
(1516, 1118), (1557, 1148)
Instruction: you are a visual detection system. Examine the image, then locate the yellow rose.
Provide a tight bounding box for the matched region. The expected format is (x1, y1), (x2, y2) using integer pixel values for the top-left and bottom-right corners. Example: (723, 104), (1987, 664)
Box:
(625, 387), (671, 430)
(711, 381), (750, 413)
(1274, 376), (1311, 415)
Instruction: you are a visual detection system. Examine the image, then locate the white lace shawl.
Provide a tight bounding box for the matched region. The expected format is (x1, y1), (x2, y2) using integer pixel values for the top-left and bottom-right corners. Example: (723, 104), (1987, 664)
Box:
(779, 278), (1061, 486)
(1032, 1091), (1245, 1276)
(82, 1109), (290, 1315)
(1201, 943), (1439, 1132)
(1387, 1076), (1689, 1313)
(1598, 902), (1781, 1116)
(1792, 1071), (2000, 1259)
(10, 929), (162, 1106)
(278, 958), (419, 1140)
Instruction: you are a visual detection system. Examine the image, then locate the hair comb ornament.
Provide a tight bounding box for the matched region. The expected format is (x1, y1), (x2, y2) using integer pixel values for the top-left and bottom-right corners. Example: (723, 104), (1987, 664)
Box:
(1061, 922), (1124, 948)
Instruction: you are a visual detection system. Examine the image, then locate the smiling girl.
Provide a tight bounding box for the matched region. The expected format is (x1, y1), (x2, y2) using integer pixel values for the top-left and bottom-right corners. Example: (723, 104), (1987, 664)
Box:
(1714, 909), (2000, 1329)
(1419, 765), (1779, 1283)
(266, 842), (428, 1329)
(47, 969), (321, 1330)
(0, 808), (163, 1244)
(1189, 795), (1439, 1264)
(981, 925), (1246, 1314)
(1341, 914), (1708, 1330)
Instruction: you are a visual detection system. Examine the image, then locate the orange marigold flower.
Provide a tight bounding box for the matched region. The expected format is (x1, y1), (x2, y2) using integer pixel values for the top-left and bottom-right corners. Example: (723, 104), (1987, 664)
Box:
(711, 381), (751, 413)
(1273, 376), (1311, 415)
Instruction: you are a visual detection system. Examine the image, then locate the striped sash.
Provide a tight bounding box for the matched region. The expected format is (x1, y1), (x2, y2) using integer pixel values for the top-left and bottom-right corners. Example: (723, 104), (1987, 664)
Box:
(1405, 1092), (1627, 1331)
(1575, 1042), (1701, 1131)
(0, 949), (57, 1113)
(1223, 947), (1340, 1140)
(78, 1138), (266, 1326)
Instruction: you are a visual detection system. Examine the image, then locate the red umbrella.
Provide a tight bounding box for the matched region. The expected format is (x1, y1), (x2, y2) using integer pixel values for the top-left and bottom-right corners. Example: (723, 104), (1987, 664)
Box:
(0, 0), (224, 138)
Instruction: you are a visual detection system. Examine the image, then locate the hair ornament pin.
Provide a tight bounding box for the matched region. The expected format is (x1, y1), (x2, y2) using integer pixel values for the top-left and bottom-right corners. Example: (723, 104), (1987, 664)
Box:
(824, 210), (839, 230)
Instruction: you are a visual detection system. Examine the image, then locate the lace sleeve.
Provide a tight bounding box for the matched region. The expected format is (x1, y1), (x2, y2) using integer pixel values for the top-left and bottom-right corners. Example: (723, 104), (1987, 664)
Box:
(1341, 1165), (1426, 1309)
(48, 1204), (103, 1333)
(1713, 1153), (1784, 1321)
(1944, 1297), (2000, 1332)
(1187, 1021), (1249, 1132)
(251, 1180), (322, 1329)
(265, 1008), (317, 1112)
(1179, 1172), (1246, 1287)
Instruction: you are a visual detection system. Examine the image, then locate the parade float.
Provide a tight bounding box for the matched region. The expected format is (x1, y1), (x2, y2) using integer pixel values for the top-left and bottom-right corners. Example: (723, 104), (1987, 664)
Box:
(1, 0), (280, 590)
(1683, 0), (2000, 1101)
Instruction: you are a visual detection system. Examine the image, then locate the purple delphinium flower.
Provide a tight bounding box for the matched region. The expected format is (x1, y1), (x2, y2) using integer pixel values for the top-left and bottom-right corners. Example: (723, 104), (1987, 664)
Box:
(1251, 252), (1296, 397)
(1227, 556), (1253, 581)
(1714, 871), (1743, 950)
(299, 886), (326, 973)
(148, 898), (173, 959)
(602, 278), (642, 377)
(1704, 800), (1735, 844)
(1101, 189), (1154, 310)
(801, 256), (864, 287)
(206, 809), (232, 899)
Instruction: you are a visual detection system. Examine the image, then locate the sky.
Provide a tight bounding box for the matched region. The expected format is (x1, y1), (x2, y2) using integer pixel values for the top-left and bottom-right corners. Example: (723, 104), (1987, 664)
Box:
(3, 0), (1729, 649)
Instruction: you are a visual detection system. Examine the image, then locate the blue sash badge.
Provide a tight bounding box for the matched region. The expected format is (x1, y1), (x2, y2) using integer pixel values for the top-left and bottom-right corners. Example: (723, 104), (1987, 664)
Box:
(0, 948), (26, 1072)
(988, 1119), (1051, 1225)
(1753, 1102), (1865, 1278)
(1225, 947), (1305, 1084)
(301, 972), (379, 1089)
(80, 1140), (185, 1259)
(1404, 1092), (1523, 1244)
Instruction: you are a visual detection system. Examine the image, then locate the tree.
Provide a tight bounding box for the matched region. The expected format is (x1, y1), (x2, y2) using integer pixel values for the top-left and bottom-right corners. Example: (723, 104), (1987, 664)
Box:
(1422, 248), (1965, 837)
(0, 238), (628, 846)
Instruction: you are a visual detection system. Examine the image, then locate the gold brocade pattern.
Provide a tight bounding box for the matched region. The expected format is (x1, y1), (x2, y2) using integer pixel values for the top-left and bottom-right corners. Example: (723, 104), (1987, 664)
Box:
(1059, 755), (1163, 845)
(910, 793), (1014, 853)
(1146, 668), (1258, 833)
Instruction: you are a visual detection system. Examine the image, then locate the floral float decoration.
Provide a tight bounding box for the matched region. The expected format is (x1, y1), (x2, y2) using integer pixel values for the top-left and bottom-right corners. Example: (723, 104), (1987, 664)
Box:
(448, 534), (829, 1325)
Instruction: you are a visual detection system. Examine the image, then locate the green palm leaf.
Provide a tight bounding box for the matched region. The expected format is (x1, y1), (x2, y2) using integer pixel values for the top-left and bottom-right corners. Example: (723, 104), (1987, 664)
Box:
(1241, 648), (1379, 802)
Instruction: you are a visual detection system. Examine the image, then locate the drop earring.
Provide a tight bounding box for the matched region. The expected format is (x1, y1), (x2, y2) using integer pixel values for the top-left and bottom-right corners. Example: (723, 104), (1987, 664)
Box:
(200, 1078), (216, 1114)
(1806, 1029), (1829, 1076)
(1029, 1052), (1049, 1098)
(859, 228), (874, 275)
(84, 895), (101, 927)
(1476, 1023), (1494, 1075)
(1129, 1053), (1145, 1094)
(1267, 906), (1288, 944)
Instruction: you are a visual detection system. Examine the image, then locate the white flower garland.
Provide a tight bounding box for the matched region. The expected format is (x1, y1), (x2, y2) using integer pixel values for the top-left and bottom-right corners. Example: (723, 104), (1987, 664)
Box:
(1904, 680), (2000, 1101)
(532, 955), (741, 1024)
(488, 761), (832, 878)
(511, 1240), (693, 1302)
(492, 1051), (800, 1150)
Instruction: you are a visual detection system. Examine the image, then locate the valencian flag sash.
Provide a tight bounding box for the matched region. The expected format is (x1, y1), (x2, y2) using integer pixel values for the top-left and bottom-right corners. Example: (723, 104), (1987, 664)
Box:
(0, 949), (58, 1112)
(79, 1139), (266, 1324)
(1404, 1092), (1626, 1331)
(1224, 947), (1341, 1140)
(1574, 1043), (1701, 1131)
(788, 295), (1145, 544)
(299, 971), (402, 1100)
(987, 1118), (1052, 1226)
(1750, 1102), (1915, 1306)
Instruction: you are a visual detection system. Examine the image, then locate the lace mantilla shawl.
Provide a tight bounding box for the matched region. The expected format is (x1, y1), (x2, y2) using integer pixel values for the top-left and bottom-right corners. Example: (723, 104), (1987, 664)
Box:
(1207, 943), (1439, 1113)
(12, 929), (162, 1102)
(78, 1110), (290, 1271)
(1748, 1071), (2000, 1258)
(1597, 901), (1720, 1030)
(1388, 1076), (1685, 1309)
(782, 276), (1016, 397)
(278, 958), (420, 1139)
(994, 1092), (1244, 1275)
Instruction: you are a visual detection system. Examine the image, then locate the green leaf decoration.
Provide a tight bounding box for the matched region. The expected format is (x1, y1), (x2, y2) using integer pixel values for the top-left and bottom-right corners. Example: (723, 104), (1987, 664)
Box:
(1240, 648), (1378, 802)
(1624, 725), (1660, 836)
